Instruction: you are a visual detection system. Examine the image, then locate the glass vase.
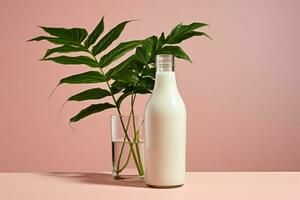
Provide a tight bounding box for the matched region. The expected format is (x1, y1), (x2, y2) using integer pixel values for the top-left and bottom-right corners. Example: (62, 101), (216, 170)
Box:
(111, 114), (145, 180)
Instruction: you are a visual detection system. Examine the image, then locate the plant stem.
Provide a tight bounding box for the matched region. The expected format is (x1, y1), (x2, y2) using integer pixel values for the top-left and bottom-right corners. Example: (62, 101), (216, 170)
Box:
(87, 51), (143, 176)
(116, 146), (132, 173)
(116, 111), (132, 174)
(131, 93), (144, 175)
(100, 69), (142, 175)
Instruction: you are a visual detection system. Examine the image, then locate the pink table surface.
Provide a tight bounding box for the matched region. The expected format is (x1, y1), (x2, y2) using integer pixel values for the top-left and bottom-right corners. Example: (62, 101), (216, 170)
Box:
(0, 172), (299, 200)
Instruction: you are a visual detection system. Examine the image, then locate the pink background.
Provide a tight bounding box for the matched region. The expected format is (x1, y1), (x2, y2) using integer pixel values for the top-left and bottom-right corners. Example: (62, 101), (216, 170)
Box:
(0, 0), (299, 172)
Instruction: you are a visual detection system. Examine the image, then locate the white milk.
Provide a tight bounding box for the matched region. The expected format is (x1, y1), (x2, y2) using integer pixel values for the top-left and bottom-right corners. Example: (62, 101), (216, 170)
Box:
(145, 55), (186, 188)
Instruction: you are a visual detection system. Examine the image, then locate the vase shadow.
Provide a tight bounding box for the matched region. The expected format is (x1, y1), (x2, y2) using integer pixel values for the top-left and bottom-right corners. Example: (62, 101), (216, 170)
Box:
(43, 172), (147, 188)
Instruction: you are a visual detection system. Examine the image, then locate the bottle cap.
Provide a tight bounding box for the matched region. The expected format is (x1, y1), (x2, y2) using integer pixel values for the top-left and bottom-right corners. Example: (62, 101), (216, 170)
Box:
(156, 54), (174, 72)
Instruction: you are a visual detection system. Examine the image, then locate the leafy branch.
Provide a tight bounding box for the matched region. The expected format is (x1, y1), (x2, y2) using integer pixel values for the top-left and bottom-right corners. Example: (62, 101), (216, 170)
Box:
(29, 17), (210, 176)
(29, 18), (210, 122)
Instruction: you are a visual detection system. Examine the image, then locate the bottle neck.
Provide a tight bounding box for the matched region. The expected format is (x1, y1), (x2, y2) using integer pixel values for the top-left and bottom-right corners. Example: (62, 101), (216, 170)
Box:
(153, 71), (178, 94)
(156, 54), (175, 72)
(157, 64), (174, 72)
(154, 54), (178, 94)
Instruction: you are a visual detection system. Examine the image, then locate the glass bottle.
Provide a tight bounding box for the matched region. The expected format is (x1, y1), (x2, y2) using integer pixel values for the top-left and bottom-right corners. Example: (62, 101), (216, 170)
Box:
(145, 54), (187, 188)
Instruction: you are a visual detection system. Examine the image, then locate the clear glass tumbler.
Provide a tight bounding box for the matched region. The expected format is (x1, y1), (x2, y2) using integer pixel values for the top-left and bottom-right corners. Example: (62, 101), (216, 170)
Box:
(111, 114), (145, 180)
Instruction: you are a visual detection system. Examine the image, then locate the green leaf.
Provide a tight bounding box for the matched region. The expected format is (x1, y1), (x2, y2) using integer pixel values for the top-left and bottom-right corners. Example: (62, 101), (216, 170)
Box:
(138, 77), (155, 91)
(40, 27), (88, 43)
(106, 55), (136, 76)
(170, 31), (212, 43)
(92, 20), (131, 56)
(134, 87), (151, 94)
(28, 36), (81, 46)
(131, 59), (145, 74)
(189, 31), (212, 40)
(70, 103), (115, 122)
(156, 32), (166, 50)
(166, 22), (209, 44)
(111, 81), (130, 90)
(84, 17), (105, 48)
(68, 88), (110, 101)
(141, 36), (157, 53)
(158, 46), (192, 62)
(116, 92), (132, 108)
(110, 87), (122, 95)
(115, 76), (154, 107)
(43, 56), (99, 68)
(116, 82), (152, 106)
(135, 47), (151, 65)
(110, 68), (139, 84)
(112, 55), (144, 76)
(59, 71), (106, 85)
(135, 36), (157, 64)
(110, 81), (128, 94)
(99, 40), (140, 68)
(43, 45), (88, 58)
(124, 85), (150, 94)
(142, 67), (156, 79)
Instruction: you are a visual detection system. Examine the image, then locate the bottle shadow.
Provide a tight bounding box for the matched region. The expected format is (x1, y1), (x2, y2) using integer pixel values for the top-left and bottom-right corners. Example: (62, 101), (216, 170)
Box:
(43, 172), (147, 188)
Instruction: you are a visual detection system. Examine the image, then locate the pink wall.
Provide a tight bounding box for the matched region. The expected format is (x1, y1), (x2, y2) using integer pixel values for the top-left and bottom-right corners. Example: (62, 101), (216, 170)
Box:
(0, 0), (299, 172)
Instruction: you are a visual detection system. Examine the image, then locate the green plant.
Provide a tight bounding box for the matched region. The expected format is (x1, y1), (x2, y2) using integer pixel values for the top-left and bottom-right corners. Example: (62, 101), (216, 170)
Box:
(29, 17), (210, 177)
